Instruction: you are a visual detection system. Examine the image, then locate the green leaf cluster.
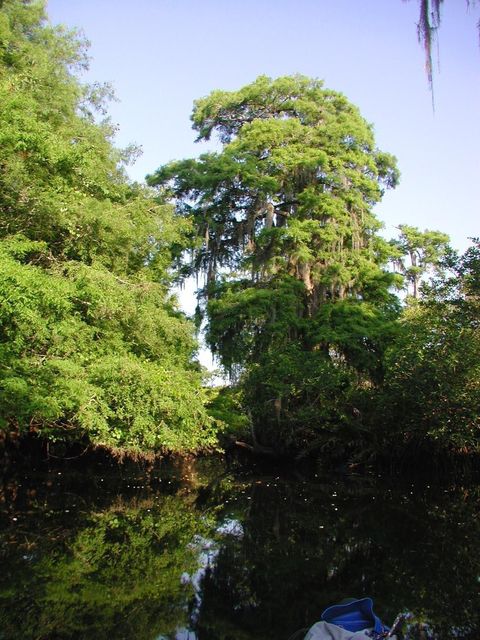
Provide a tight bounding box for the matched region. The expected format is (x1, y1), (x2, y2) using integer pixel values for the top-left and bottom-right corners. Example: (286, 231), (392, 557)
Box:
(378, 240), (480, 455)
(150, 75), (479, 462)
(0, 1), (213, 454)
(3, 0), (474, 464)
(150, 75), (399, 301)
(389, 224), (450, 298)
(150, 75), (402, 456)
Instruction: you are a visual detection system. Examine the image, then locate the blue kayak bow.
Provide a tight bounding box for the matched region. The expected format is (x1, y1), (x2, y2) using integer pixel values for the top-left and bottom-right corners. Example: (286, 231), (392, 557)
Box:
(321, 597), (387, 634)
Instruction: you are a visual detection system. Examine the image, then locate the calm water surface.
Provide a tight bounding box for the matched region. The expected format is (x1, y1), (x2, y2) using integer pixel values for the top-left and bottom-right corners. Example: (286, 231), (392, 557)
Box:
(0, 457), (479, 640)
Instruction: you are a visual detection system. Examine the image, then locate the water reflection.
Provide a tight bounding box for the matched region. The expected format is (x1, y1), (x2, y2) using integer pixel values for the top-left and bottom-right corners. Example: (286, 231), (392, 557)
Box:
(0, 461), (479, 640)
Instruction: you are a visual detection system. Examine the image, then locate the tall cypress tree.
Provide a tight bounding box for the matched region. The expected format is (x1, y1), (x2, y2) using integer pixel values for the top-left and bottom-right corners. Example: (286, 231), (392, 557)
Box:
(149, 76), (401, 451)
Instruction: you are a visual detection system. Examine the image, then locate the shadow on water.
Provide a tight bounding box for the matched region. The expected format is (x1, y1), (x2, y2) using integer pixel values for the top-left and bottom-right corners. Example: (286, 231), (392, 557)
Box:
(0, 456), (479, 640)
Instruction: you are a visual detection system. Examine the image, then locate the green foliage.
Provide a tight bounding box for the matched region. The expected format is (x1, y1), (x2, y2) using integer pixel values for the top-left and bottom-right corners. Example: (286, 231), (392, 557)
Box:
(205, 386), (250, 441)
(307, 299), (400, 382)
(0, 1), (213, 454)
(152, 73), (477, 463)
(149, 72), (477, 462)
(2, 0), (473, 463)
(88, 355), (216, 452)
(205, 276), (305, 372)
(390, 224), (450, 298)
(150, 75), (399, 301)
(242, 344), (359, 454)
(0, 236), (215, 452)
(378, 240), (480, 455)
(149, 75), (401, 456)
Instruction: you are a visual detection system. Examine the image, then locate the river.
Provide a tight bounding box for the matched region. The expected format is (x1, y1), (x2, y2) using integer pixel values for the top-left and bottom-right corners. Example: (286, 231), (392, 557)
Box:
(0, 456), (479, 639)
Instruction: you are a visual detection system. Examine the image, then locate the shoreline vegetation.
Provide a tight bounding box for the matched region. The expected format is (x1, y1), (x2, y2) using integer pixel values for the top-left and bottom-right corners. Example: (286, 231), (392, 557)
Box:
(1, 1), (479, 472)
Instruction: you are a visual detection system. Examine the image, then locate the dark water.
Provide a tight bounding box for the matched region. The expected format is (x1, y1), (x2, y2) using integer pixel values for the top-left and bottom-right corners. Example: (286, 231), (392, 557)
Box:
(0, 456), (479, 640)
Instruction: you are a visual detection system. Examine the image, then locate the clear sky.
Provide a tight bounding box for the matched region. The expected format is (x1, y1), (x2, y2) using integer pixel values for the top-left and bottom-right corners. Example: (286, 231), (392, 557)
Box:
(46, 0), (479, 255)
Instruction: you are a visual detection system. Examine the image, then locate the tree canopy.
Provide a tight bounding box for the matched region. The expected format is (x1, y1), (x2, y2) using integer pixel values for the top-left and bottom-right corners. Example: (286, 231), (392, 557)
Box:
(149, 75), (399, 308)
(390, 224), (450, 298)
(149, 76), (403, 453)
(149, 75), (478, 462)
(378, 239), (480, 455)
(1, 1), (477, 465)
(0, 0), (215, 455)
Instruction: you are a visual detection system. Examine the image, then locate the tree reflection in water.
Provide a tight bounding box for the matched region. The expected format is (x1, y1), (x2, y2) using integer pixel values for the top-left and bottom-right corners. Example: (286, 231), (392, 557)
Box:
(0, 461), (479, 640)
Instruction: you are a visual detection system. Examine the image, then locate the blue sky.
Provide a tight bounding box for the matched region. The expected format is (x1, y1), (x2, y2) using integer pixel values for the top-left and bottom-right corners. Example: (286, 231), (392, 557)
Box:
(47, 0), (479, 255)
